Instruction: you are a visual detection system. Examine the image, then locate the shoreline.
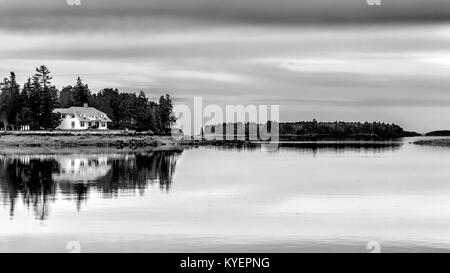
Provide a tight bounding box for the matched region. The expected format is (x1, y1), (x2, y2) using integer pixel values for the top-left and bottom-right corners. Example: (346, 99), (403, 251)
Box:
(1, 132), (447, 151)
(0, 133), (184, 152)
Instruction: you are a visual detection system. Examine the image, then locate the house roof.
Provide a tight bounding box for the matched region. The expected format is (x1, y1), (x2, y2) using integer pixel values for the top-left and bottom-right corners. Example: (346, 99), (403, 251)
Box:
(54, 106), (113, 122)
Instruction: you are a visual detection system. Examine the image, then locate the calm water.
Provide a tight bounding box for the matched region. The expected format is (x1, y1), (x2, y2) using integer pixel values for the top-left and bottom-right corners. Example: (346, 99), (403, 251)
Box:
(1, 137), (450, 252)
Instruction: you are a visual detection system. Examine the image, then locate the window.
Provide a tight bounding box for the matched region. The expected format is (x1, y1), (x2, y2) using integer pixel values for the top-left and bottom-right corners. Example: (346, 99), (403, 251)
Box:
(71, 121), (75, 129)
(62, 114), (66, 118)
(101, 122), (106, 127)
(81, 122), (85, 127)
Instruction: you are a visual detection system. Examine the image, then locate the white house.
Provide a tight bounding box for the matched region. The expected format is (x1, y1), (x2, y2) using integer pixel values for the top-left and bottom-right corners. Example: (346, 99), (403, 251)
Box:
(53, 103), (112, 130)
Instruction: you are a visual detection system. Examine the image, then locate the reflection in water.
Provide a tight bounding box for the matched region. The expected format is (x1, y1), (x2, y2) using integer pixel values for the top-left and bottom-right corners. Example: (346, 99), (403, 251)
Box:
(0, 143), (402, 221)
(196, 141), (403, 155)
(54, 155), (112, 182)
(0, 151), (182, 220)
(276, 141), (402, 155)
(2, 139), (450, 252)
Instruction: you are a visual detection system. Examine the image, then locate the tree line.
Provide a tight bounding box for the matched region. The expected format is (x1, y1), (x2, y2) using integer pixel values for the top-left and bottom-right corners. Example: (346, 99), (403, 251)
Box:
(0, 65), (176, 133)
(279, 120), (410, 138)
(204, 120), (418, 140)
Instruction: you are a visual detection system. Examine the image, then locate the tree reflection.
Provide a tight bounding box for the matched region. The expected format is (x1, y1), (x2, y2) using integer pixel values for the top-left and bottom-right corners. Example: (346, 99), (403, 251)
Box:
(0, 157), (59, 220)
(199, 142), (402, 155)
(92, 152), (179, 198)
(0, 151), (182, 220)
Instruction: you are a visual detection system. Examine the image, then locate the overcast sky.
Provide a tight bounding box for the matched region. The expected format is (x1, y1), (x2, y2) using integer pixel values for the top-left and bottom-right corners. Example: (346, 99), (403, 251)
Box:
(1, 0), (450, 132)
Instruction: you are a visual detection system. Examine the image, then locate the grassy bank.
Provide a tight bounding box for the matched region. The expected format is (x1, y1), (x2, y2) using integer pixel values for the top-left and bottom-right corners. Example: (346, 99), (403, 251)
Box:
(0, 133), (183, 151)
(0, 130), (251, 151)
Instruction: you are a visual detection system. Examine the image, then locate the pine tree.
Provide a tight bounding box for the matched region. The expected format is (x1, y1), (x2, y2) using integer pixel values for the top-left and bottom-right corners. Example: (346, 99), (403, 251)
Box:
(72, 77), (91, 106)
(40, 86), (60, 129)
(8, 72), (21, 127)
(157, 94), (176, 133)
(136, 91), (150, 130)
(146, 102), (159, 133)
(33, 65), (52, 89)
(28, 77), (43, 129)
(29, 66), (61, 129)
(17, 78), (34, 127)
(0, 72), (21, 129)
(59, 85), (74, 108)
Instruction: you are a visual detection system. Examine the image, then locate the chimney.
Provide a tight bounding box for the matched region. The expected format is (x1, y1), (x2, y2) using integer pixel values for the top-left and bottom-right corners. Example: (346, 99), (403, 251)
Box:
(83, 103), (88, 108)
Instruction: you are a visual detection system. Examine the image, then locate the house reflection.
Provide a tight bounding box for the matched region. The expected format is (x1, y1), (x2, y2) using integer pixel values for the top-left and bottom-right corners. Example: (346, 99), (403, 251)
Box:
(53, 155), (112, 182)
(0, 151), (182, 220)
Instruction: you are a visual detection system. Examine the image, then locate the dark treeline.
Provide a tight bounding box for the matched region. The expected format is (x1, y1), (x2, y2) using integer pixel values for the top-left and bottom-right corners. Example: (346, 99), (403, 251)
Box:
(203, 121), (277, 140)
(0, 66), (60, 130)
(279, 120), (416, 138)
(425, 130), (450, 136)
(204, 120), (419, 140)
(0, 66), (176, 133)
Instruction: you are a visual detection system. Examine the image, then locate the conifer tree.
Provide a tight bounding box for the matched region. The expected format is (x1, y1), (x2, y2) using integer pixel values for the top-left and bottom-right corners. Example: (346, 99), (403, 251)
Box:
(72, 77), (91, 106)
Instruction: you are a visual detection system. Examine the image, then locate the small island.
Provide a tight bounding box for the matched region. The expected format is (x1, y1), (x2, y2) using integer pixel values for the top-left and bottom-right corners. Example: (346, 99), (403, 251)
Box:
(203, 120), (421, 141)
(414, 139), (450, 147)
(425, 130), (450, 137)
(0, 66), (182, 151)
(413, 131), (450, 147)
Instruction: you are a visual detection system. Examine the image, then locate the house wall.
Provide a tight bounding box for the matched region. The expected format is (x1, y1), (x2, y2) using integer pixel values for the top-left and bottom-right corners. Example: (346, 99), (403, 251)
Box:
(58, 116), (85, 130)
(58, 116), (109, 130)
(94, 121), (108, 130)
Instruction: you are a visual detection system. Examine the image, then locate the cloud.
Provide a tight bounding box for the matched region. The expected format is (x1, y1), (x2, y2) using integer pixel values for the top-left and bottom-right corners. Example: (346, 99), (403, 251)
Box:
(164, 70), (246, 83)
(255, 52), (450, 77)
(1, 0), (450, 33)
(1, 1), (450, 131)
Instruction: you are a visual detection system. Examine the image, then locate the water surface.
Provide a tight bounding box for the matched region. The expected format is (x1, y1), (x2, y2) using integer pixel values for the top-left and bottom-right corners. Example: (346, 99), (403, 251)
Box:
(1, 138), (450, 252)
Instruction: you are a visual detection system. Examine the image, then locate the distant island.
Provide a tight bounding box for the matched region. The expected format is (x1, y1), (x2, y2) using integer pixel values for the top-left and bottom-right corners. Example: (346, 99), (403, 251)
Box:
(203, 120), (421, 141)
(425, 130), (450, 136)
(413, 130), (450, 147)
(414, 138), (450, 147)
(279, 121), (420, 140)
